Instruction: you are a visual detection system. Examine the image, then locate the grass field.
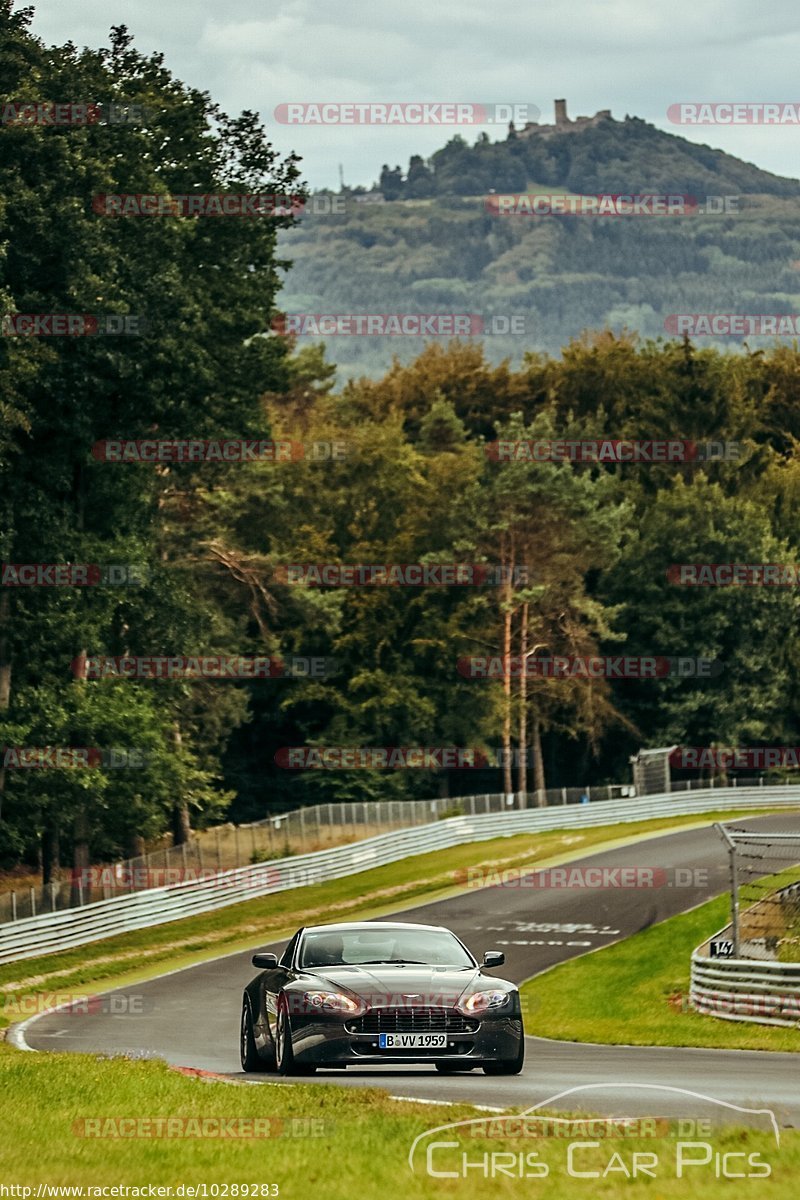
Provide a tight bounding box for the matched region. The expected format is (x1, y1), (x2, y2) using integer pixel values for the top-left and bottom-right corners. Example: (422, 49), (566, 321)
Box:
(519, 894), (800, 1052)
(0, 1043), (796, 1199)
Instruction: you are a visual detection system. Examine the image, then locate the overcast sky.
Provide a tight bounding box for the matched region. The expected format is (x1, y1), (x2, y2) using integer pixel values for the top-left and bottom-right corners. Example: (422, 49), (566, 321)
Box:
(23, 0), (800, 190)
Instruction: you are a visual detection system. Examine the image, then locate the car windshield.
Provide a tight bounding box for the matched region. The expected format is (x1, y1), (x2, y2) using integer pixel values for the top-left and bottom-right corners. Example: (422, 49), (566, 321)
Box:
(298, 927), (474, 969)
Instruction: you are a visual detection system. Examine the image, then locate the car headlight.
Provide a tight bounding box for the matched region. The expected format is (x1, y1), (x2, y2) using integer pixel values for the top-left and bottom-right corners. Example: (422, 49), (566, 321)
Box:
(457, 989), (510, 1015)
(301, 990), (363, 1015)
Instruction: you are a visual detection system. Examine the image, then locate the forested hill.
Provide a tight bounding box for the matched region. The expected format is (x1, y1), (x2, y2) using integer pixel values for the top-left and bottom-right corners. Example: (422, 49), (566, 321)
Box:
(278, 114), (800, 379)
(376, 114), (800, 201)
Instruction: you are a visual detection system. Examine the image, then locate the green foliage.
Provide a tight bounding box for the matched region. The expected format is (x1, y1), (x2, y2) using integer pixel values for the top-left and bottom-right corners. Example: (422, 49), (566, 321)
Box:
(251, 846), (294, 863)
(388, 116), (800, 201)
(3, 7), (800, 876)
(0, 4), (300, 870)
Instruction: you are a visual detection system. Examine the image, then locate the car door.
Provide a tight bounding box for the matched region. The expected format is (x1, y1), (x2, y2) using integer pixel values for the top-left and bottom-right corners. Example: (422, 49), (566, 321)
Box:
(262, 930), (301, 1037)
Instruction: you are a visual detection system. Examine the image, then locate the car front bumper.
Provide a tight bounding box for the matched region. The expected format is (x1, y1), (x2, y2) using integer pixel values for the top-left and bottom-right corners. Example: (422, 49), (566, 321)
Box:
(287, 1011), (524, 1067)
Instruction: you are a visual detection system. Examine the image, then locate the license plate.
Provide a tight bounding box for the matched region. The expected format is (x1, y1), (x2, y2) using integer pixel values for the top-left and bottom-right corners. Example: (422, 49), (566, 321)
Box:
(378, 1032), (448, 1049)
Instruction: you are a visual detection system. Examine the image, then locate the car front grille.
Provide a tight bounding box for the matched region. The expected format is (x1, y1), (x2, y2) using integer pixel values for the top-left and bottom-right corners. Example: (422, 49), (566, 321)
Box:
(346, 1006), (478, 1034)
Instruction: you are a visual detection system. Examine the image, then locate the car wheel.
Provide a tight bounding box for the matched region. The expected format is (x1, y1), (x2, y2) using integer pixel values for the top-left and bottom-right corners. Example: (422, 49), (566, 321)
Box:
(240, 1002), (269, 1072)
(482, 1035), (525, 1076)
(275, 1000), (316, 1076)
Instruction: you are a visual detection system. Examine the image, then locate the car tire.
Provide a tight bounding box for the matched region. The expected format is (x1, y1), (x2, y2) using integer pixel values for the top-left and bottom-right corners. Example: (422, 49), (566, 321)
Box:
(482, 1035), (525, 1075)
(275, 999), (316, 1076)
(240, 1001), (270, 1072)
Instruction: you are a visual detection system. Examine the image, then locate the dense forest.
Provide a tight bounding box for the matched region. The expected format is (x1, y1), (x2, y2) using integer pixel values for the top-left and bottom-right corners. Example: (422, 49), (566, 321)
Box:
(2, 3), (800, 881)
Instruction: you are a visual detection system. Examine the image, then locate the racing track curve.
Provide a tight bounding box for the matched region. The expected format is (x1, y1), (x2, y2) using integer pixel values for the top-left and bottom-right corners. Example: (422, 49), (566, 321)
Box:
(15, 814), (800, 1126)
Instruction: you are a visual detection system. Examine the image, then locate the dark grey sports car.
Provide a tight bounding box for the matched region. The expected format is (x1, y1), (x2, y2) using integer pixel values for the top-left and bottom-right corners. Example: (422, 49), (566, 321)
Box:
(240, 920), (524, 1075)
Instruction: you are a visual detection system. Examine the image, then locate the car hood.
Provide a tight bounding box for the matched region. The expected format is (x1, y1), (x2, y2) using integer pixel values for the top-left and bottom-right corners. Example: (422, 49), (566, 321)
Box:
(299, 964), (501, 1007)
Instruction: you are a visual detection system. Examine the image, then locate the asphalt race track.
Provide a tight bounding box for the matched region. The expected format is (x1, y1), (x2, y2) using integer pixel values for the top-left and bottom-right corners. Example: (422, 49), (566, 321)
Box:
(16, 814), (800, 1127)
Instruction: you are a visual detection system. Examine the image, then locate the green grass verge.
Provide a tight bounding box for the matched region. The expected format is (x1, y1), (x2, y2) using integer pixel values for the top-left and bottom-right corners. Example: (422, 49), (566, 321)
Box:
(520, 894), (800, 1052)
(0, 808), (786, 1022)
(0, 1043), (796, 1198)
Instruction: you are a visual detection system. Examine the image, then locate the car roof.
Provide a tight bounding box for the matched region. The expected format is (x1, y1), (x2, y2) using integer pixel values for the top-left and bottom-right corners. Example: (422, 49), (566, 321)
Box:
(302, 921), (449, 935)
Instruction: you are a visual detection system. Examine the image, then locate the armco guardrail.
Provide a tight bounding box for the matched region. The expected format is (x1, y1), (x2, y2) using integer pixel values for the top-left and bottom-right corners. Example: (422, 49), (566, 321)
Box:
(2, 786), (637, 924)
(691, 940), (800, 1028)
(2, 786), (799, 965)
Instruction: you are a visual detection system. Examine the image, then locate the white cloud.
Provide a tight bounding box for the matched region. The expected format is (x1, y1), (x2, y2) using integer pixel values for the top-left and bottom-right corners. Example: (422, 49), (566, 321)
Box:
(23, 0), (800, 188)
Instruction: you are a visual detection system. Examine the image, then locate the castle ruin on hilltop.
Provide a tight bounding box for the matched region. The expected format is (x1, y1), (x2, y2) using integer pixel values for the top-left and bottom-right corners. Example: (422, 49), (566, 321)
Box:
(520, 99), (613, 137)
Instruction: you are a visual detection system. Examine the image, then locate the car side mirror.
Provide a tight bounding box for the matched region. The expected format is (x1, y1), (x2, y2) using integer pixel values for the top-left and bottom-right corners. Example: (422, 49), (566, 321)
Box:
(483, 950), (505, 968)
(252, 952), (279, 968)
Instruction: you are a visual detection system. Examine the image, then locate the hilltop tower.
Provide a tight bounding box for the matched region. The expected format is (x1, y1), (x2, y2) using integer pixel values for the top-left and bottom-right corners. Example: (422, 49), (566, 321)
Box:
(519, 101), (613, 139)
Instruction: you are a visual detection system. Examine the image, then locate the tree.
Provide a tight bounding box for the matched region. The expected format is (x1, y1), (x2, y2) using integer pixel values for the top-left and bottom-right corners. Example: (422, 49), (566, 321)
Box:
(379, 164), (404, 200)
(405, 155), (434, 199)
(474, 409), (631, 797)
(0, 5), (302, 872)
(599, 474), (800, 777)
